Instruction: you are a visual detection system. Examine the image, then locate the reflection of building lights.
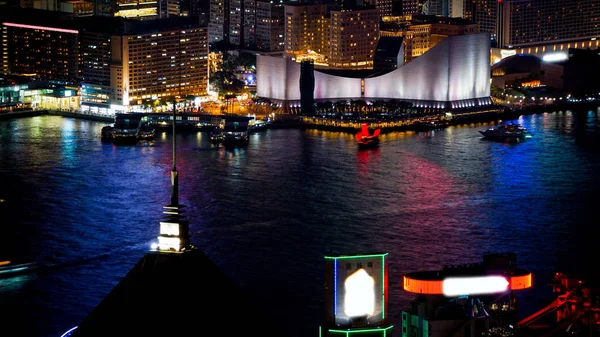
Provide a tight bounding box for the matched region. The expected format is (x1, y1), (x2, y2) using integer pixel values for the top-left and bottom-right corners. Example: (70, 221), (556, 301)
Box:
(344, 269), (375, 317)
(443, 276), (509, 296)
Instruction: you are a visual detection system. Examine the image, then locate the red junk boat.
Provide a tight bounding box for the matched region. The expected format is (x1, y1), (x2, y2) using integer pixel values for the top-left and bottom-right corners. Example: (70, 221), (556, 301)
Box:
(356, 123), (381, 149)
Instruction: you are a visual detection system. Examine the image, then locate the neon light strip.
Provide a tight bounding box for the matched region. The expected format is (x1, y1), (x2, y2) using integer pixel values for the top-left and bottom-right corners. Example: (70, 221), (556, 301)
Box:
(325, 253), (389, 260)
(3, 22), (79, 34)
(60, 326), (77, 337)
(334, 258), (338, 318)
(381, 255), (385, 320)
(329, 325), (394, 336)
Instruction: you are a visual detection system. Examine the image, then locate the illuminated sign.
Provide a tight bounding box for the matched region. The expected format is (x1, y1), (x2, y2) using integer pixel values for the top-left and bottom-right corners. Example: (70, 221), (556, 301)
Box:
(159, 222), (180, 236)
(403, 272), (533, 295)
(443, 276), (509, 296)
(500, 49), (517, 59)
(3, 22), (78, 34)
(324, 254), (388, 328)
(542, 52), (568, 62)
(157, 236), (180, 251)
(344, 269), (375, 317)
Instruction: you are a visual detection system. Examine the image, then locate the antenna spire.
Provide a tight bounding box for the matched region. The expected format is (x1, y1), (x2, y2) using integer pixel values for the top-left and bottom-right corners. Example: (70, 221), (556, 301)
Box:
(171, 101), (178, 207)
(154, 100), (190, 253)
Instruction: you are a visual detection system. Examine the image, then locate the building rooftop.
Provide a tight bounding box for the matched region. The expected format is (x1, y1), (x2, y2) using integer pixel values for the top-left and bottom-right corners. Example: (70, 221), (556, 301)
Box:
(70, 249), (276, 337)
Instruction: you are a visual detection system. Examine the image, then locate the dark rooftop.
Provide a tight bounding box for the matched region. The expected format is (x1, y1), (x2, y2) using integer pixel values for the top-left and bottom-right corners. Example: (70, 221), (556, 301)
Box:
(70, 249), (276, 337)
(375, 36), (404, 59)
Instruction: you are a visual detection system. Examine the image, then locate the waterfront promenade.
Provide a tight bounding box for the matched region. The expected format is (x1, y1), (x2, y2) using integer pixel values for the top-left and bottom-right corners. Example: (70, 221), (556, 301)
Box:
(1, 99), (598, 134)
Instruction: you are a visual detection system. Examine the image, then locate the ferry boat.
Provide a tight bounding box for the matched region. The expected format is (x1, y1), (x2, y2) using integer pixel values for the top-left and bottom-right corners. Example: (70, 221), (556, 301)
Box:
(209, 127), (225, 143)
(137, 122), (155, 141)
(479, 123), (533, 140)
(223, 116), (251, 145)
(356, 123), (381, 149)
(113, 113), (144, 143)
(0, 260), (40, 279)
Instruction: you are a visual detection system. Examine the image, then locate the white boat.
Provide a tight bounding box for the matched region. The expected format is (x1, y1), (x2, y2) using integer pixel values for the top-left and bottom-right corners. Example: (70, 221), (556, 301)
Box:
(479, 123), (533, 139)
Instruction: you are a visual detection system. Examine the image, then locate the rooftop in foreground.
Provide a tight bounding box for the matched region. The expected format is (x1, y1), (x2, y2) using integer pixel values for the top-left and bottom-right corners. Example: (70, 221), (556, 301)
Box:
(70, 249), (277, 337)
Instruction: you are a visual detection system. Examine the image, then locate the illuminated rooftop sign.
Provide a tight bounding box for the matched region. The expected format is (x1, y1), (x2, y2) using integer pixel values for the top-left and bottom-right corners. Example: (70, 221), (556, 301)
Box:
(443, 276), (509, 297)
(323, 253), (389, 328)
(344, 269), (375, 317)
(3, 22), (79, 34)
(403, 271), (532, 296)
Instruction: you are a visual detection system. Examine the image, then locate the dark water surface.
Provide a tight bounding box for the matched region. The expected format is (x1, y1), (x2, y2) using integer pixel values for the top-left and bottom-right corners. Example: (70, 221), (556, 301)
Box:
(1, 109), (599, 337)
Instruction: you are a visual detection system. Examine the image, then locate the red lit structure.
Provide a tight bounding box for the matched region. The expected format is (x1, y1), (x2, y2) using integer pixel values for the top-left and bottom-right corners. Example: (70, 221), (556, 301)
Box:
(356, 124), (381, 150)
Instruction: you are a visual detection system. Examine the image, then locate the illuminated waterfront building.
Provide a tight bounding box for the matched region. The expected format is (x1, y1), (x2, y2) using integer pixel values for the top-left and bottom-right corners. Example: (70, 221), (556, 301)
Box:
(80, 16), (208, 113)
(257, 32), (491, 110)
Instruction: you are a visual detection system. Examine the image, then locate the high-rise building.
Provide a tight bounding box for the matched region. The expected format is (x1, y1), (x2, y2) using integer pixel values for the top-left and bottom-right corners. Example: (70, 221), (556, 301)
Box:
(80, 16), (208, 112)
(284, 3), (329, 58)
(209, 0), (228, 42)
(405, 15), (477, 62)
(255, 0), (285, 51)
(462, 0), (496, 43)
(422, 0), (448, 17)
(402, 0), (424, 16)
(329, 7), (380, 69)
(228, 0), (244, 45)
(242, 0), (256, 48)
(1, 17), (81, 84)
(364, 0), (392, 18)
(497, 0), (600, 49)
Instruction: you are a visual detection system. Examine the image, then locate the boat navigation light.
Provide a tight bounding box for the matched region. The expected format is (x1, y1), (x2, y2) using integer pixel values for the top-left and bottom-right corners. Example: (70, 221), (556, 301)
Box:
(150, 242), (158, 251)
(443, 275), (509, 296)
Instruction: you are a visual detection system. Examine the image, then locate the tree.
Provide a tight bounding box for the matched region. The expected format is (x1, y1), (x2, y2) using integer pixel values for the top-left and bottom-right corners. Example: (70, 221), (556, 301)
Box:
(237, 52), (256, 72)
(209, 71), (245, 96)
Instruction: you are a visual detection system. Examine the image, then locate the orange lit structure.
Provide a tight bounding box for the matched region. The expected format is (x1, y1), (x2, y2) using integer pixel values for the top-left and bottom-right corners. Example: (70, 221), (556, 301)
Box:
(400, 253), (533, 337)
(402, 270), (532, 295)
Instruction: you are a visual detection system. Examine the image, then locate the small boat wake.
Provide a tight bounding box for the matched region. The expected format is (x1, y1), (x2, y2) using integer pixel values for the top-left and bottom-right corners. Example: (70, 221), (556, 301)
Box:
(1, 241), (154, 279)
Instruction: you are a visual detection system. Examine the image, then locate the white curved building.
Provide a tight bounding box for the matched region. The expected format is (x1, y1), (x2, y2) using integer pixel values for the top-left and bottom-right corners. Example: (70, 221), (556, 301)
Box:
(256, 33), (492, 110)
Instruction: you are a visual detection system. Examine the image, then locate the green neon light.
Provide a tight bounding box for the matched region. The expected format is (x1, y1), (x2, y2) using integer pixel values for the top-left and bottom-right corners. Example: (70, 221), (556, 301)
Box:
(324, 253), (389, 260)
(328, 325), (394, 337)
(319, 326), (322, 337)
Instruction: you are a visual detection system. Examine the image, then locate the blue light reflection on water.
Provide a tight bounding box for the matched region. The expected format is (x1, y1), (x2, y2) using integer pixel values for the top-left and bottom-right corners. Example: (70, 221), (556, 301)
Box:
(0, 109), (599, 337)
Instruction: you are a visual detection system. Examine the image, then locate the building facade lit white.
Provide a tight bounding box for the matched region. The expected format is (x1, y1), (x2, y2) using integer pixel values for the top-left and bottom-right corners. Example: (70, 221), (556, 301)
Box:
(257, 33), (491, 110)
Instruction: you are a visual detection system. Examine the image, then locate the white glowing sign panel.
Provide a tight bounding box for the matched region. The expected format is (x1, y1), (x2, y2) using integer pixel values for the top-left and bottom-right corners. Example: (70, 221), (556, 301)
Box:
(157, 236), (180, 251)
(501, 49), (517, 59)
(542, 52), (568, 63)
(159, 222), (180, 236)
(344, 269), (375, 317)
(443, 276), (509, 296)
